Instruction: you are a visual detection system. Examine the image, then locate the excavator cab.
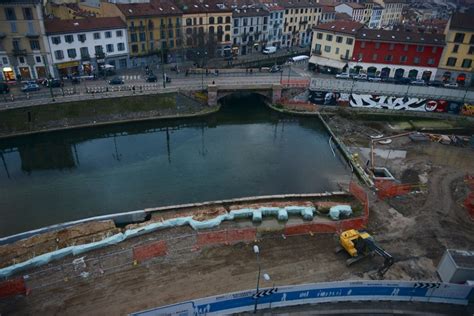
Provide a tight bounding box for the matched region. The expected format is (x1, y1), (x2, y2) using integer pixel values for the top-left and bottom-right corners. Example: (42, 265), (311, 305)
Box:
(337, 229), (394, 278)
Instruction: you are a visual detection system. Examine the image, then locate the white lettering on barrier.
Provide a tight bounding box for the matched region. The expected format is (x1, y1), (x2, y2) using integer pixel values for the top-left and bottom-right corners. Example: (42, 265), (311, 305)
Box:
(130, 281), (473, 316)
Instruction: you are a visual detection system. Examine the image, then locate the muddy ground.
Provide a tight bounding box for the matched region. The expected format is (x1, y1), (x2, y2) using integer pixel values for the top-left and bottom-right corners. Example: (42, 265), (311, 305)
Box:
(1, 115), (474, 315)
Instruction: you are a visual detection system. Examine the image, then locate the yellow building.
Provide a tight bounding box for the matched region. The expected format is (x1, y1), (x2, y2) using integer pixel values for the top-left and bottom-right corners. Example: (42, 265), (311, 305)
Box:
(0, 0), (54, 81)
(282, 0), (323, 47)
(179, 0), (232, 58)
(437, 12), (474, 86)
(309, 20), (364, 72)
(45, 1), (123, 20)
(116, 0), (183, 66)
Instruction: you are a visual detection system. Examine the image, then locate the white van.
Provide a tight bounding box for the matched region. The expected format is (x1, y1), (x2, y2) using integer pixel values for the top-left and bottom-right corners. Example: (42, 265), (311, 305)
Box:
(263, 46), (277, 54)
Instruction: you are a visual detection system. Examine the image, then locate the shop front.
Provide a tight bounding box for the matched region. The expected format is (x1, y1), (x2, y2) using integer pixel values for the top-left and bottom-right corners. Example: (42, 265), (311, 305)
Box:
(35, 66), (47, 79)
(19, 66), (31, 80)
(56, 61), (80, 78)
(2, 66), (15, 81)
(81, 62), (94, 75)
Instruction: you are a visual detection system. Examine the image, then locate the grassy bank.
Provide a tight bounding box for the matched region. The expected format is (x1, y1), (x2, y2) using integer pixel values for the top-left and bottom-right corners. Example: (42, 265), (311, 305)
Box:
(0, 93), (210, 138)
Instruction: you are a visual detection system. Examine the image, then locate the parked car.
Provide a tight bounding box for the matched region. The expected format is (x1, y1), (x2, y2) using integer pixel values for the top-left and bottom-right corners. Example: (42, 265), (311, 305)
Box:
(410, 79), (426, 86)
(46, 79), (64, 88)
(21, 83), (40, 92)
(0, 82), (10, 94)
(108, 77), (124, 85)
(428, 80), (444, 87)
(368, 76), (382, 82)
(354, 74), (367, 80)
(444, 82), (459, 89)
(270, 65), (282, 73)
(335, 73), (351, 79)
(381, 77), (397, 84)
(263, 46), (277, 54)
(395, 77), (411, 85)
(146, 74), (158, 82)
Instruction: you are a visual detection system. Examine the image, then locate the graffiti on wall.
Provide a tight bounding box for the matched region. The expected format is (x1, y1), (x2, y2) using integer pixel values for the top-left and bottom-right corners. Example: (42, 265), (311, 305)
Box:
(308, 90), (465, 114)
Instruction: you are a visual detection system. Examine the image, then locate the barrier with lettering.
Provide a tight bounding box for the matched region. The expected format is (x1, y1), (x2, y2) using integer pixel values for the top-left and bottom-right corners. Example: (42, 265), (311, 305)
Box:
(131, 280), (474, 316)
(0, 277), (27, 299)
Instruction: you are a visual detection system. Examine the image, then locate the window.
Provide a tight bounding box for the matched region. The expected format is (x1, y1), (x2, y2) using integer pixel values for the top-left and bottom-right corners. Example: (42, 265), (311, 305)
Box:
(5, 8), (16, 20)
(225, 25), (230, 31)
(461, 59), (472, 68)
(52, 36), (61, 45)
(117, 43), (125, 51)
(54, 50), (64, 60)
(169, 39), (174, 48)
(131, 44), (138, 53)
(130, 33), (137, 42)
(209, 17), (215, 24)
(80, 47), (89, 57)
(226, 16), (231, 24)
(35, 56), (41, 63)
(234, 19), (239, 27)
(2, 57), (8, 64)
(19, 57), (25, 64)
(404, 44), (408, 51)
(452, 44), (459, 53)
(105, 44), (113, 53)
(12, 39), (20, 50)
(346, 38), (353, 45)
(358, 53), (363, 60)
(316, 33), (322, 39)
(326, 34), (332, 41)
(360, 41), (365, 48)
(389, 43), (394, 50)
(384, 55), (392, 61)
(65, 35), (74, 43)
(10, 22), (17, 33)
(413, 45), (423, 53)
(105, 31), (112, 38)
(427, 58), (435, 65)
(116, 30), (123, 37)
(149, 32), (154, 40)
(324, 45), (331, 53)
(67, 48), (76, 58)
(78, 34), (86, 42)
(139, 32), (146, 41)
(169, 29), (173, 38)
(413, 56), (420, 64)
(375, 42), (380, 49)
(94, 45), (103, 54)
(29, 40), (40, 50)
(93, 32), (100, 40)
(142, 43), (146, 51)
(336, 36), (342, 43)
(432, 46), (437, 53)
(446, 57), (457, 66)
(372, 53), (378, 61)
(23, 7), (33, 20)
(218, 17), (223, 24)
(471, 35), (474, 45)
(335, 47), (339, 54)
(454, 32), (465, 43)
(469, 46), (474, 55)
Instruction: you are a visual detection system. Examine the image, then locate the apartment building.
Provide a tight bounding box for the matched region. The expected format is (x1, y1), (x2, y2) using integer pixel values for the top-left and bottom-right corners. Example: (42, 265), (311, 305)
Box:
(0, 0), (53, 81)
(232, 7), (270, 55)
(374, 0), (406, 28)
(45, 17), (129, 77)
(282, 0), (323, 48)
(265, 4), (285, 48)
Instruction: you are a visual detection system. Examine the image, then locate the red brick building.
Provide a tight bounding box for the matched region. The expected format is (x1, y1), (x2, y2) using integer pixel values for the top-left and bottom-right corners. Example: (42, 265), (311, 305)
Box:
(350, 29), (445, 81)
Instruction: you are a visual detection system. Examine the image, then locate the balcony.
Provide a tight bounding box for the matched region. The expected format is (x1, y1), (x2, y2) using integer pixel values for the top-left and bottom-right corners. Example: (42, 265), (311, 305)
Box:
(25, 31), (39, 38)
(312, 49), (322, 55)
(81, 55), (91, 61)
(12, 48), (27, 56)
(340, 54), (351, 61)
(299, 20), (308, 25)
(129, 26), (136, 32)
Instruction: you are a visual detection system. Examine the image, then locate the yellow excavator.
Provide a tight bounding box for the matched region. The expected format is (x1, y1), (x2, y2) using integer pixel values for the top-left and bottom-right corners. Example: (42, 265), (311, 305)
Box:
(337, 229), (394, 278)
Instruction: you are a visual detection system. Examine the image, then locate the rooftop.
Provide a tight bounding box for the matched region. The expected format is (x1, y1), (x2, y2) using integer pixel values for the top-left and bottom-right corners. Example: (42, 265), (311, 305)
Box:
(178, 0), (231, 14)
(356, 28), (445, 45)
(117, 0), (182, 18)
(334, 12), (352, 21)
(337, 2), (365, 9)
(450, 11), (474, 32)
(282, 0), (323, 9)
(314, 20), (364, 35)
(233, 7), (269, 17)
(447, 250), (474, 269)
(45, 17), (126, 35)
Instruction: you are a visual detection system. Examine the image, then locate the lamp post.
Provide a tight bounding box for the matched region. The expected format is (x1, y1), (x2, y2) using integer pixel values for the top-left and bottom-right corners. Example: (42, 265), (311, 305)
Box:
(253, 245), (261, 314)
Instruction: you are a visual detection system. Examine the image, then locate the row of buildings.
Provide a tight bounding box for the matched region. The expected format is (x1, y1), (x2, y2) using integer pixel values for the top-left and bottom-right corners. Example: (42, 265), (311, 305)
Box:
(0, 0), (408, 81)
(309, 11), (474, 85)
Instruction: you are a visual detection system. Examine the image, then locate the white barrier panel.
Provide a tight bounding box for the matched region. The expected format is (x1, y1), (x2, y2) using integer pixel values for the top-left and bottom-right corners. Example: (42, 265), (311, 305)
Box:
(131, 281), (474, 316)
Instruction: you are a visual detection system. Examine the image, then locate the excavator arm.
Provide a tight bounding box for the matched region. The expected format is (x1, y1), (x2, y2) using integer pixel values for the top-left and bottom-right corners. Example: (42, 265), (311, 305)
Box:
(365, 238), (394, 277)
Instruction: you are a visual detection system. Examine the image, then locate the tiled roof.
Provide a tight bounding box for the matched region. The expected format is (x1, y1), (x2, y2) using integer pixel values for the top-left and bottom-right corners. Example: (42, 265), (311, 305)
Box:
(264, 3), (285, 11)
(356, 29), (445, 45)
(282, 0), (323, 9)
(337, 2), (365, 9)
(179, 0), (231, 14)
(117, 0), (182, 17)
(314, 20), (364, 35)
(233, 7), (269, 17)
(321, 5), (335, 13)
(334, 12), (352, 21)
(450, 12), (474, 32)
(45, 17), (126, 34)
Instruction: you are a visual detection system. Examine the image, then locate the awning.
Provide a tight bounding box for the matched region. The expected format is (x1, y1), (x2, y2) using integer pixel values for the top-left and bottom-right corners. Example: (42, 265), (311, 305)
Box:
(309, 56), (346, 69)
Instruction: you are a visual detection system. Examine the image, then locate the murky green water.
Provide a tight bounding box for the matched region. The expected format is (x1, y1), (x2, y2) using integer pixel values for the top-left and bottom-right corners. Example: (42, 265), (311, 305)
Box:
(0, 95), (349, 236)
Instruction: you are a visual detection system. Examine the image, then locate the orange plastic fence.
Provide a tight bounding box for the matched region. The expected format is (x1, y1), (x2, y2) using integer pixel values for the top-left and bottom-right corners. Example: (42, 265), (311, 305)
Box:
(283, 218), (366, 236)
(0, 277), (27, 299)
(133, 240), (168, 262)
(280, 79), (310, 87)
(195, 228), (257, 248)
(465, 174), (474, 221)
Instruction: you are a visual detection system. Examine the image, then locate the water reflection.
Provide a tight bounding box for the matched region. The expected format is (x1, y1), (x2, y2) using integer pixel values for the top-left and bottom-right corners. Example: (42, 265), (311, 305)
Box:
(0, 95), (349, 236)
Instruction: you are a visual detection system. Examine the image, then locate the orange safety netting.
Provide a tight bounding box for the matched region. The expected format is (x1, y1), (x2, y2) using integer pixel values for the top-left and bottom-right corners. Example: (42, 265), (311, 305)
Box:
(375, 179), (422, 200)
(464, 174), (474, 221)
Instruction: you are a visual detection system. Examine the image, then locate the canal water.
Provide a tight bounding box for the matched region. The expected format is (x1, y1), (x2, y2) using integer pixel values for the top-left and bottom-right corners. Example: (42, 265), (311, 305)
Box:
(0, 95), (349, 237)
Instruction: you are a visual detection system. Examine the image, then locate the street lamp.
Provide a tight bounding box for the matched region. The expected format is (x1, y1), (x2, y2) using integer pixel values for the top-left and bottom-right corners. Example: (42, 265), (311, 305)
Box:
(253, 245), (264, 314)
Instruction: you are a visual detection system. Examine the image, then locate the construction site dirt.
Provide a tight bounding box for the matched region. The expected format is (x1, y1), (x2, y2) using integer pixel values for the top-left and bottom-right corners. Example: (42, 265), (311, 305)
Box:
(1, 115), (474, 315)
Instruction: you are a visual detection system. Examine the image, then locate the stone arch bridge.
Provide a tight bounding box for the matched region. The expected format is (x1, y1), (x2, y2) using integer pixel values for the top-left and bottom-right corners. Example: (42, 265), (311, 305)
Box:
(207, 83), (283, 106)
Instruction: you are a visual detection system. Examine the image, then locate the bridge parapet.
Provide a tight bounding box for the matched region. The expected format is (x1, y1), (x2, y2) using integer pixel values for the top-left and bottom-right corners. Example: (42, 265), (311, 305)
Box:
(207, 83), (284, 106)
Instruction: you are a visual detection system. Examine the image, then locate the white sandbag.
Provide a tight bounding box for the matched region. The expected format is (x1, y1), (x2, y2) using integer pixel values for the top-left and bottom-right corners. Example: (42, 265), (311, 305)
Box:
(329, 205), (353, 220)
(277, 209), (288, 221)
(252, 210), (262, 222)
